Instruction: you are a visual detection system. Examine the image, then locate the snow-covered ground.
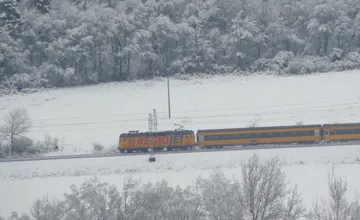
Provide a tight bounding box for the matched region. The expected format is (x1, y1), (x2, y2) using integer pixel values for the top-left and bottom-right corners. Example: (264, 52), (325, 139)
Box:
(1, 70), (360, 218)
(1, 70), (360, 154)
(0, 144), (360, 217)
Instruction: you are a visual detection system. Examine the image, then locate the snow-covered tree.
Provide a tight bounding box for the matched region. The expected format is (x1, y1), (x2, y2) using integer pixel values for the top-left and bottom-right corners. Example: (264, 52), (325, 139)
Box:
(307, 166), (360, 220)
(0, 0), (21, 31)
(0, 0), (360, 91)
(1, 107), (32, 156)
(234, 154), (305, 220)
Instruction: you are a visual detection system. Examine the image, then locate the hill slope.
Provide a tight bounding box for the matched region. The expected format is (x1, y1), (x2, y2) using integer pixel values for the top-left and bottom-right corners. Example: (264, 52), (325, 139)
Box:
(1, 70), (360, 154)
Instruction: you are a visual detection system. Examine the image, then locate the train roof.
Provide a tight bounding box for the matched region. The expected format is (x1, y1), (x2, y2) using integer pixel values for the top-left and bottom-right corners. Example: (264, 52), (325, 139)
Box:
(197, 124), (323, 133)
(120, 129), (195, 137)
(323, 122), (360, 127)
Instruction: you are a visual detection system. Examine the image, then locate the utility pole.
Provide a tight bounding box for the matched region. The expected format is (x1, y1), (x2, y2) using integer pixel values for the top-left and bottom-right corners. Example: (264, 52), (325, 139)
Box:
(167, 75), (171, 119)
(153, 109), (158, 132)
(148, 110), (157, 162)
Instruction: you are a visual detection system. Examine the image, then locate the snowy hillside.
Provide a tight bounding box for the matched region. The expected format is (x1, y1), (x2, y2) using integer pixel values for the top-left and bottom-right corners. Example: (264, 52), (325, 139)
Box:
(1, 70), (360, 154)
(0, 70), (360, 218)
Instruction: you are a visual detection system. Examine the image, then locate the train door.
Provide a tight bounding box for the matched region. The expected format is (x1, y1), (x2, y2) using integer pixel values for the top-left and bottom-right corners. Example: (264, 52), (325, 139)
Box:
(314, 130), (320, 136)
(314, 129), (321, 142)
(197, 135), (204, 147)
(323, 129), (330, 141)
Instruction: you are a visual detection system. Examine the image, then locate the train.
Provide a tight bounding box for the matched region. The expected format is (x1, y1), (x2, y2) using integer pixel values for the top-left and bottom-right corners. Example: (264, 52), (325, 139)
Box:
(118, 122), (360, 153)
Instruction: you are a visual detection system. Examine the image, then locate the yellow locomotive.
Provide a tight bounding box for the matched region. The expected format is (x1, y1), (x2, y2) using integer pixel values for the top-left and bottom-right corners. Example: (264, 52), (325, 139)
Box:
(119, 130), (196, 153)
(118, 122), (360, 153)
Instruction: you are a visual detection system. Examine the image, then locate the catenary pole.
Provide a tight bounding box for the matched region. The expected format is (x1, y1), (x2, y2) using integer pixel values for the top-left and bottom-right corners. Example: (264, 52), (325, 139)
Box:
(167, 75), (171, 119)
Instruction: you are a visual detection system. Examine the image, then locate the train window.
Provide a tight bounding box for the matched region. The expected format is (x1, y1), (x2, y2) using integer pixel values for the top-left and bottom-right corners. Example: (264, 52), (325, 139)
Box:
(314, 130), (320, 136)
(199, 135), (205, 142)
(353, 129), (360, 134)
(355, 129), (360, 134)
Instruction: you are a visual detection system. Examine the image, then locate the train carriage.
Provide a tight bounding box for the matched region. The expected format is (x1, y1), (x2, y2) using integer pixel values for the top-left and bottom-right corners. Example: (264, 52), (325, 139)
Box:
(322, 122), (360, 142)
(197, 124), (323, 148)
(119, 130), (196, 153)
(118, 121), (360, 154)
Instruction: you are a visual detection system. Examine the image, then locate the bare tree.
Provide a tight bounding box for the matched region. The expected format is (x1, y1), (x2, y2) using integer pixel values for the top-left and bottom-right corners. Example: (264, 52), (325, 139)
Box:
(31, 195), (64, 220)
(283, 185), (306, 220)
(1, 107), (32, 156)
(233, 154), (305, 220)
(307, 166), (360, 220)
(195, 169), (242, 220)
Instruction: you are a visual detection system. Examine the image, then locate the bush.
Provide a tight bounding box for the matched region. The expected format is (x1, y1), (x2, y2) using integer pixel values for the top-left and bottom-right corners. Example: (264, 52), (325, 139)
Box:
(251, 51), (295, 73)
(93, 142), (104, 153)
(35, 134), (60, 153)
(0, 134), (62, 158)
(11, 136), (38, 156)
(92, 143), (119, 154)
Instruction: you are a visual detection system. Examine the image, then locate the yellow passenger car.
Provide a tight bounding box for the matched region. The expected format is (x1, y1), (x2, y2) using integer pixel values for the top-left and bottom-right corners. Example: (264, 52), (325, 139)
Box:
(197, 124), (322, 148)
(119, 130), (196, 153)
(322, 122), (360, 142)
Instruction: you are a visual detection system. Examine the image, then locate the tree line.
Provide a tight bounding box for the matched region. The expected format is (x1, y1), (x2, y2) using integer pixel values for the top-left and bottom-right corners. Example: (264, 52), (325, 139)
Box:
(1, 0), (360, 93)
(1, 154), (359, 220)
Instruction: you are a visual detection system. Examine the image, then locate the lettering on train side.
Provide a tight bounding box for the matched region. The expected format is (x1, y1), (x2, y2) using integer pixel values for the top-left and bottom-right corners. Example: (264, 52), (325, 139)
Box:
(144, 137), (150, 145)
(130, 138), (135, 148)
(172, 135), (184, 144)
(136, 136), (172, 146)
(162, 136), (170, 145)
(137, 138), (144, 145)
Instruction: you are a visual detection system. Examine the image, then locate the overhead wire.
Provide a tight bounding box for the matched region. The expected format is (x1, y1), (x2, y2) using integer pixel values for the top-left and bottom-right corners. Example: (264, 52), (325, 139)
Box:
(28, 97), (360, 124)
(24, 98), (360, 133)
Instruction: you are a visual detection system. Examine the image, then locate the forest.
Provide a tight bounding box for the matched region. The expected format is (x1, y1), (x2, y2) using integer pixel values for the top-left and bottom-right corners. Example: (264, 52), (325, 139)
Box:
(1, 0), (360, 93)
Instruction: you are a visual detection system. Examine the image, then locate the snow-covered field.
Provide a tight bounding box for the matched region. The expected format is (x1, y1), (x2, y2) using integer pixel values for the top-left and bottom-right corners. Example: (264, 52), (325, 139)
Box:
(0, 144), (360, 217)
(1, 70), (360, 218)
(1, 70), (360, 154)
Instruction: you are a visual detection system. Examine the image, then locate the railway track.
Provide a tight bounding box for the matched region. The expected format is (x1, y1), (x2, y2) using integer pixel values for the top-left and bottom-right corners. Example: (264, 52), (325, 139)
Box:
(0, 141), (359, 163)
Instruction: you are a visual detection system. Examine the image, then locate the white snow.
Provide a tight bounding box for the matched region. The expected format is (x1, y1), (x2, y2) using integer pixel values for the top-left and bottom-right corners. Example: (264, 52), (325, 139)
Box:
(1, 70), (360, 217)
(0, 144), (360, 217)
(1, 70), (360, 154)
